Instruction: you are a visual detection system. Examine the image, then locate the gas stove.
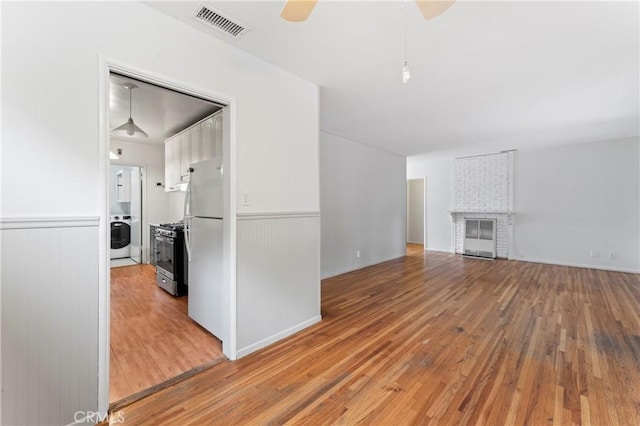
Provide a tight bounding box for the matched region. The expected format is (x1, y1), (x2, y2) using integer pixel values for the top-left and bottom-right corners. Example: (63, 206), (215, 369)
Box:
(155, 221), (188, 296)
(156, 222), (184, 238)
(159, 222), (184, 230)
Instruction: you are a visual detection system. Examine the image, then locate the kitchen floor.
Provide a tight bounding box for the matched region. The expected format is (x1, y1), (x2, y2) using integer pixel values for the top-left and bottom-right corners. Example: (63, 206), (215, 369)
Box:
(110, 264), (225, 404)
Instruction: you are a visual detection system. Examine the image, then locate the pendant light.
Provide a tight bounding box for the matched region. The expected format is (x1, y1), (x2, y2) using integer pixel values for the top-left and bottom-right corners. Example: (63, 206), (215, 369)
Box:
(112, 83), (148, 137)
(402, 0), (411, 84)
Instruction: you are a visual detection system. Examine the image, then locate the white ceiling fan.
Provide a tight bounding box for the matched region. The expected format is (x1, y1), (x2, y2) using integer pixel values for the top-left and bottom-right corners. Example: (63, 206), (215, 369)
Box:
(280, 0), (456, 22)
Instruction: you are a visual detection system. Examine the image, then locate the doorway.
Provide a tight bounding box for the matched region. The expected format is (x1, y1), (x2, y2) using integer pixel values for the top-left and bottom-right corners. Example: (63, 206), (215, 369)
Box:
(407, 178), (425, 249)
(109, 165), (142, 267)
(105, 68), (231, 407)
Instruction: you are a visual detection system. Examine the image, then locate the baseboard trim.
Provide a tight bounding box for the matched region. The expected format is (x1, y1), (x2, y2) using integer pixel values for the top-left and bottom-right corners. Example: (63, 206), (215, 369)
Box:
(321, 253), (405, 279)
(236, 315), (322, 358)
(406, 240), (424, 245)
(425, 247), (454, 254)
(510, 256), (640, 274)
(0, 216), (100, 230)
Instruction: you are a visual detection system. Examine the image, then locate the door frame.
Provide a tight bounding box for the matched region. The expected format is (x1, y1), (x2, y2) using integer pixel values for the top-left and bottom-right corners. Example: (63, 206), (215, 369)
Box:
(108, 163), (145, 263)
(98, 56), (238, 414)
(406, 177), (426, 246)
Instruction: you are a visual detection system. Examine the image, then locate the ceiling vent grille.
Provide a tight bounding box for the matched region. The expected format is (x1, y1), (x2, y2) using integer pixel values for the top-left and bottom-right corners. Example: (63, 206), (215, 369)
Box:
(194, 5), (248, 38)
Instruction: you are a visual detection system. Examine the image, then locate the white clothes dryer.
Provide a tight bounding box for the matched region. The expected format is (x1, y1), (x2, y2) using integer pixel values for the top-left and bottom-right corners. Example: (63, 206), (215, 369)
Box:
(110, 215), (132, 259)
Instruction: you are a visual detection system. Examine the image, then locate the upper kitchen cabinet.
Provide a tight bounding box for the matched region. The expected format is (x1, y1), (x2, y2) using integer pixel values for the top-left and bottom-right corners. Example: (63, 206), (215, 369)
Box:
(201, 111), (223, 161)
(164, 110), (223, 192)
(179, 131), (190, 183)
(201, 116), (214, 161)
(213, 112), (223, 158)
(165, 135), (181, 192)
(115, 168), (131, 202)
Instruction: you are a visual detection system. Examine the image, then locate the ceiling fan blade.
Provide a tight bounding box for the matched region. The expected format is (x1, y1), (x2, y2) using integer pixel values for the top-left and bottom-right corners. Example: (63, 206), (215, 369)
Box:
(280, 0), (318, 22)
(415, 0), (455, 20)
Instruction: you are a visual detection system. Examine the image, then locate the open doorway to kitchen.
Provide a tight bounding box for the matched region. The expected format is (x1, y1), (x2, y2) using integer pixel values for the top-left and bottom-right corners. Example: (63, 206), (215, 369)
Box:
(407, 178), (425, 253)
(106, 70), (228, 408)
(109, 164), (142, 267)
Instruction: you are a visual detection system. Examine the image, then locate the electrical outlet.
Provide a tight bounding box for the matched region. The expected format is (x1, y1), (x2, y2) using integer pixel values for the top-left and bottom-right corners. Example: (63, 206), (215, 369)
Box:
(608, 251), (617, 259)
(356, 250), (361, 258)
(589, 250), (600, 258)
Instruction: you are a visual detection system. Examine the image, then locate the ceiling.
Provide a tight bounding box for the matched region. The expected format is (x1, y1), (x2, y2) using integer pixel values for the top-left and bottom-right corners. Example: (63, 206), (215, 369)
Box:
(110, 73), (221, 146)
(146, 1), (639, 158)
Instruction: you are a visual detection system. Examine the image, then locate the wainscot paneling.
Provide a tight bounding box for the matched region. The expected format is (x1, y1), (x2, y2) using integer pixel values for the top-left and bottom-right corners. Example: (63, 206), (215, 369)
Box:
(236, 212), (321, 357)
(1, 217), (99, 425)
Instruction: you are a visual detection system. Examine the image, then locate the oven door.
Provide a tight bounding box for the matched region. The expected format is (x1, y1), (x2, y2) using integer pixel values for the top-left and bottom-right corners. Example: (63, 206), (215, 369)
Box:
(155, 234), (175, 280)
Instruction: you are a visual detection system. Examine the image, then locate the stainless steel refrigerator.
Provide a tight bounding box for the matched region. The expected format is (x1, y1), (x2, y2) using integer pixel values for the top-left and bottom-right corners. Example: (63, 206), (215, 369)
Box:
(184, 157), (225, 340)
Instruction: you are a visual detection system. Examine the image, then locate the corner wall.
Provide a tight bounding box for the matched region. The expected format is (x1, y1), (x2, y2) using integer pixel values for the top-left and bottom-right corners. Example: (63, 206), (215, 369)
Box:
(320, 132), (407, 279)
(512, 137), (640, 272)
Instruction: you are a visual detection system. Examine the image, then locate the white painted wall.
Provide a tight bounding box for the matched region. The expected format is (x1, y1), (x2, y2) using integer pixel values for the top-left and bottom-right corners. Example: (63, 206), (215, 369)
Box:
(320, 132), (406, 279)
(237, 214), (320, 356)
(512, 137), (640, 272)
(1, 2), (318, 217)
(1, 2), (319, 424)
(407, 179), (425, 244)
(407, 159), (454, 253)
(1, 221), (99, 426)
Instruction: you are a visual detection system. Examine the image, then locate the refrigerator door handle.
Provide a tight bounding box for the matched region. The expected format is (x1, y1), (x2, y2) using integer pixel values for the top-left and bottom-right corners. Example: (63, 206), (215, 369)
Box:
(184, 178), (193, 262)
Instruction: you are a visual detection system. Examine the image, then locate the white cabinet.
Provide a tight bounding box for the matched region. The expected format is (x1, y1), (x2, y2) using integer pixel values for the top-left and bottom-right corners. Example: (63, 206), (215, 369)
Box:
(213, 112), (223, 158)
(164, 110), (223, 192)
(180, 131), (190, 183)
(190, 125), (202, 168)
(115, 169), (131, 202)
(201, 116), (214, 161)
(164, 135), (181, 191)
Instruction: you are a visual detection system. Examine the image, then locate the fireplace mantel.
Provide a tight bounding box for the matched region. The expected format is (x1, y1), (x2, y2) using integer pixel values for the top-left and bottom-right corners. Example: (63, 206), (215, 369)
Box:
(447, 210), (515, 217)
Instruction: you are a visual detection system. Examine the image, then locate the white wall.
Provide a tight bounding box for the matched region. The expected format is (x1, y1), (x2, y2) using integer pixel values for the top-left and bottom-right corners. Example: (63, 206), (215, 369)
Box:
(407, 158), (453, 253)
(1, 2), (319, 424)
(320, 132), (406, 279)
(1, 2), (318, 217)
(512, 137), (640, 272)
(407, 179), (425, 244)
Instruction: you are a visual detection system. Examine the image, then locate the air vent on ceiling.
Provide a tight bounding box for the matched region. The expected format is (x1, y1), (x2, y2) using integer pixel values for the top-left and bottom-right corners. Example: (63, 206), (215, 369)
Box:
(193, 4), (248, 38)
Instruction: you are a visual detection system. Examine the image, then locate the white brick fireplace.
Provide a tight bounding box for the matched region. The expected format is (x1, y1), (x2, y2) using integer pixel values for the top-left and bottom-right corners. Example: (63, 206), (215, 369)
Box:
(450, 152), (514, 258)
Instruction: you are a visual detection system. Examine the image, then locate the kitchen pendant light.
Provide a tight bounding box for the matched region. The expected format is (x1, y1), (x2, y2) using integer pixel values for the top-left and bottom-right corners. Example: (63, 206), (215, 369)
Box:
(112, 83), (148, 137)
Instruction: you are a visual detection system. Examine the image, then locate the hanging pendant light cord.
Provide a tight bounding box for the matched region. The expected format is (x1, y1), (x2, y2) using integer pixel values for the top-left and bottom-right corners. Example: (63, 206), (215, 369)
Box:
(128, 88), (132, 118)
(404, 0), (408, 67)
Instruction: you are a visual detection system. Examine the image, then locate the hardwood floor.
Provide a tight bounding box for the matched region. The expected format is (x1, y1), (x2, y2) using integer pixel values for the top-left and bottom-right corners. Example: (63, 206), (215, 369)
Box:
(110, 264), (224, 404)
(113, 250), (640, 425)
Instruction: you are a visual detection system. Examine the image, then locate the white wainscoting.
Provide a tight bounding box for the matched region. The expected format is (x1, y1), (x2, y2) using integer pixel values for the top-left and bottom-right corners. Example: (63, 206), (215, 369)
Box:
(236, 212), (321, 358)
(1, 217), (99, 426)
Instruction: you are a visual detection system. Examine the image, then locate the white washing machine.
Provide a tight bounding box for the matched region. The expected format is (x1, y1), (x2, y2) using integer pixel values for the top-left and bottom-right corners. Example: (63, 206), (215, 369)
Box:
(110, 215), (132, 259)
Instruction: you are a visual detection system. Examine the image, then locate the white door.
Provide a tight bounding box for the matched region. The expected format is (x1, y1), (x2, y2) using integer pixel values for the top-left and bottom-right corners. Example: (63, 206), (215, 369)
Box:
(188, 217), (226, 341)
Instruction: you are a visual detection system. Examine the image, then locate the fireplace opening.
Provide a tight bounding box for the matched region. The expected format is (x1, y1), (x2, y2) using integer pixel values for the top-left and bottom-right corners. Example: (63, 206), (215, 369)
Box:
(463, 218), (497, 259)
